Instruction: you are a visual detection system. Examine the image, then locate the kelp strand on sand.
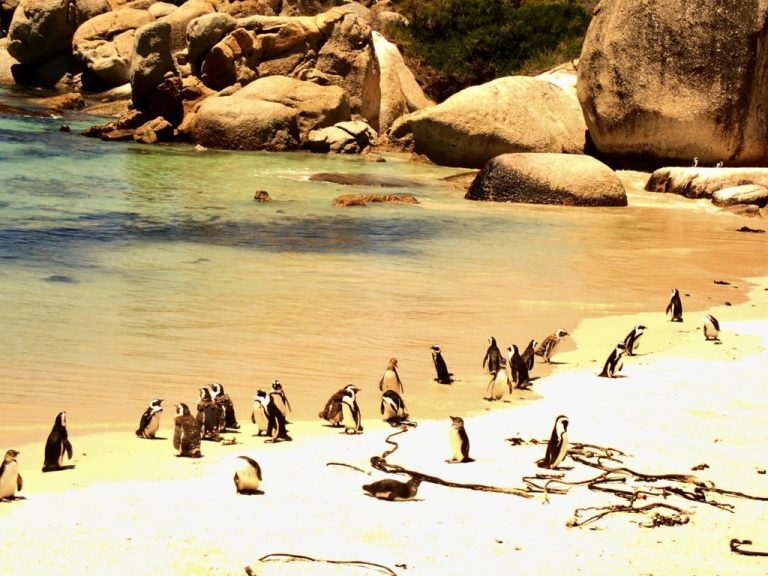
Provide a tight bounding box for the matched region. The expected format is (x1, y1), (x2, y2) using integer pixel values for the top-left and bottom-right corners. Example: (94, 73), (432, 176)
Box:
(248, 553), (399, 575)
(730, 539), (768, 557)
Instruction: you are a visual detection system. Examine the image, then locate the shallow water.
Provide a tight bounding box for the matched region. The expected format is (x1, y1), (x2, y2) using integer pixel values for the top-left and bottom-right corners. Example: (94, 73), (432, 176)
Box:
(1, 91), (766, 436)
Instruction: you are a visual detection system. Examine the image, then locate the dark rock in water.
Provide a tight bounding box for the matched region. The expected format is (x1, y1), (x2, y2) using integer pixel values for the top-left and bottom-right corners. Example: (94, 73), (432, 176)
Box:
(0, 102), (54, 118)
(334, 193), (419, 207)
(253, 190), (271, 202)
(45, 275), (76, 283)
(59, 124), (71, 132)
(310, 172), (423, 188)
(737, 226), (765, 233)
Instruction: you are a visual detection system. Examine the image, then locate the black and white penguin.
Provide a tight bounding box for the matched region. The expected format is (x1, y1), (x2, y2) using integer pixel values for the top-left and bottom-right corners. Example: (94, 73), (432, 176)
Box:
(538, 414), (569, 469)
(362, 476), (422, 501)
(42, 411), (73, 472)
(251, 390), (270, 436)
(431, 344), (453, 384)
(270, 380), (291, 421)
(482, 337), (502, 374)
(703, 314), (721, 340)
(535, 329), (569, 363)
(666, 288), (683, 322)
(341, 386), (363, 434)
(381, 389), (409, 425)
(598, 342), (626, 378)
(173, 403), (202, 458)
(379, 358), (403, 394)
(266, 386), (292, 443)
(211, 383), (240, 430)
(196, 387), (222, 441)
(233, 455), (263, 495)
(0, 450), (22, 500)
(135, 398), (163, 439)
(447, 416), (473, 463)
(507, 344), (531, 389)
(623, 325), (647, 356)
(521, 339), (538, 372)
(319, 384), (358, 426)
(485, 358), (511, 401)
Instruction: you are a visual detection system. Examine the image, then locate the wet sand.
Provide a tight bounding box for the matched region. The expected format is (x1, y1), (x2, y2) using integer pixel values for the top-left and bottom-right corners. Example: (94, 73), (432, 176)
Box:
(2, 277), (767, 575)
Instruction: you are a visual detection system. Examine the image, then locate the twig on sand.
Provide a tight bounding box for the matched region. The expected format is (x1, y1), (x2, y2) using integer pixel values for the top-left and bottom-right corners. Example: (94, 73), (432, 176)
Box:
(250, 553), (399, 575)
(730, 539), (768, 557)
(326, 462), (372, 475)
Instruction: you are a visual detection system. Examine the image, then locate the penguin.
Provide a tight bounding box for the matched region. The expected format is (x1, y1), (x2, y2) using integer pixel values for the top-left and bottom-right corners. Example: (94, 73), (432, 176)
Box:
(703, 314), (720, 341)
(211, 383), (239, 430)
(482, 337), (502, 374)
(598, 342), (626, 378)
(196, 387), (222, 441)
(447, 416), (473, 463)
(251, 390), (270, 436)
(381, 389), (409, 425)
(379, 358), (403, 395)
(135, 398), (163, 439)
(521, 339), (538, 371)
(431, 344), (453, 384)
(362, 476), (422, 501)
(535, 329), (569, 363)
(0, 450), (22, 500)
(341, 386), (363, 434)
(666, 288), (683, 322)
(485, 358), (511, 401)
(270, 380), (292, 421)
(173, 403), (202, 458)
(319, 384), (357, 426)
(623, 325), (647, 356)
(538, 415), (569, 469)
(42, 411), (73, 472)
(233, 455), (263, 495)
(266, 386), (292, 443)
(507, 344), (531, 389)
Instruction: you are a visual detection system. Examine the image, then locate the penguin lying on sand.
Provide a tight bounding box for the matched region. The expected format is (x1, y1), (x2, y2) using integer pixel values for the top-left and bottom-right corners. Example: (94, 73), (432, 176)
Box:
(363, 476), (422, 501)
(43, 412), (73, 472)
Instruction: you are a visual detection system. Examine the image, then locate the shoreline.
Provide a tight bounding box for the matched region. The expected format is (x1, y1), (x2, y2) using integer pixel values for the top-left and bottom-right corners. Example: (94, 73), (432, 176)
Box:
(2, 279), (767, 575)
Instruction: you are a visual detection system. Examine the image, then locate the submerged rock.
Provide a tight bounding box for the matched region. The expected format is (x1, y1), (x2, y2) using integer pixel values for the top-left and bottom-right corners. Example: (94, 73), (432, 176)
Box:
(309, 172), (423, 188)
(333, 193), (419, 207)
(712, 184), (768, 208)
(645, 167), (768, 199)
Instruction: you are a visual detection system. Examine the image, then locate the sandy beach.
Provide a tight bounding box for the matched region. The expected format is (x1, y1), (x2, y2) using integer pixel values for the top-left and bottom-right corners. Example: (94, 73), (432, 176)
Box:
(2, 275), (767, 575)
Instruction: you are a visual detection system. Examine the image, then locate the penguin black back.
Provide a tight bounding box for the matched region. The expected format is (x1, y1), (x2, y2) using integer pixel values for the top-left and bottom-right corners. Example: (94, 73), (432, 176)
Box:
(43, 411), (73, 472)
(666, 288), (683, 322)
(483, 337), (502, 374)
(623, 325), (646, 356)
(539, 415), (569, 469)
(431, 344), (453, 384)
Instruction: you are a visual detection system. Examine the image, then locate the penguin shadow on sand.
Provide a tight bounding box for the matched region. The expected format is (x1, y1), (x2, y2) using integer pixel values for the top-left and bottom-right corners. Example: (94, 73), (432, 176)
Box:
(42, 464), (76, 473)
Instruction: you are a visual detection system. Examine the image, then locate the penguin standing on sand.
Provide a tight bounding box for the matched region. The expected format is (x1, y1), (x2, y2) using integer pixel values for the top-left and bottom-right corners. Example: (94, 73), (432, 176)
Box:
(379, 358), (403, 395)
(270, 380), (292, 421)
(363, 476), (422, 501)
(521, 339), (538, 371)
(43, 411), (73, 472)
(482, 337), (502, 374)
(431, 344), (453, 384)
(485, 358), (511, 401)
(598, 342), (626, 378)
(0, 450), (22, 500)
(233, 455), (263, 495)
(666, 288), (684, 322)
(703, 314), (721, 340)
(266, 386), (292, 442)
(135, 398), (163, 438)
(538, 415), (569, 469)
(319, 384), (357, 427)
(535, 329), (569, 363)
(196, 387), (222, 441)
(507, 344), (531, 389)
(623, 325), (647, 356)
(381, 389), (409, 425)
(341, 386), (363, 434)
(251, 390), (270, 436)
(173, 403), (202, 458)
(211, 383), (239, 430)
(447, 416), (473, 463)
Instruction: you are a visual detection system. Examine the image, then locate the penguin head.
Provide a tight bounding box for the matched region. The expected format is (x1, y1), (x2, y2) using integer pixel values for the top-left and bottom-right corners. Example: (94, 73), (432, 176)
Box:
(554, 414), (569, 435)
(388, 358), (398, 368)
(450, 416), (464, 428)
(556, 329), (569, 338)
(211, 383), (224, 397)
(199, 388), (211, 401)
(255, 389), (268, 400)
(176, 403), (191, 417)
(671, 288), (679, 297)
(528, 339), (538, 349)
(150, 398), (163, 409)
(431, 344), (441, 353)
(272, 380), (282, 391)
(488, 337), (496, 346)
(636, 325), (647, 333)
(508, 344), (519, 356)
(3, 449), (19, 463)
(55, 411), (67, 428)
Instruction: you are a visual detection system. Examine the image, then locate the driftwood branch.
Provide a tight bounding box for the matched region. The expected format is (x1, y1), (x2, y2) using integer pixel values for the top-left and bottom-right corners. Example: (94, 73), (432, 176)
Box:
(570, 500), (691, 528)
(252, 553), (399, 575)
(730, 539), (768, 557)
(326, 462), (372, 475)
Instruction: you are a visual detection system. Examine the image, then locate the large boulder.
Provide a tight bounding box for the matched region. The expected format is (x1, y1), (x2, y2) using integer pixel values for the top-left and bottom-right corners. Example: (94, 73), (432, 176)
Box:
(129, 20), (175, 112)
(371, 31), (432, 134)
(391, 76), (586, 169)
(578, 1), (768, 167)
(7, 0), (111, 65)
(0, 38), (18, 84)
(158, 0), (214, 53)
(645, 167), (768, 199)
(712, 184), (768, 208)
(72, 9), (155, 86)
(185, 12), (237, 73)
(466, 153), (628, 207)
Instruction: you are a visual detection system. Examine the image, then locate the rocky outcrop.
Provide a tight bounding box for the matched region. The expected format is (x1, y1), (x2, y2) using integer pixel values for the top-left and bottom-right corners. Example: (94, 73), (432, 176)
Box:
(390, 76), (586, 169)
(129, 21), (175, 112)
(466, 153), (627, 207)
(185, 12), (237, 74)
(578, 0), (768, 167)
(645, 167), (768, 199)
(73, 9), (155, 86)
(7, 0), (111, 65)
(712, 185), (768, 208)
(159, 0), (214, 53)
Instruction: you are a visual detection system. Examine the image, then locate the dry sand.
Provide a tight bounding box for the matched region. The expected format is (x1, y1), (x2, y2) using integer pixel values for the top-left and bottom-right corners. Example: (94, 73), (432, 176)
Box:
(2, 279), (768, 576)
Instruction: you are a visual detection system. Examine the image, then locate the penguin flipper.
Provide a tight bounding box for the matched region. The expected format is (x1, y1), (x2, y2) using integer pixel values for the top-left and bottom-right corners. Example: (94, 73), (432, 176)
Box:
(17, 473), (22, 492)
(64, 440), (73, 460)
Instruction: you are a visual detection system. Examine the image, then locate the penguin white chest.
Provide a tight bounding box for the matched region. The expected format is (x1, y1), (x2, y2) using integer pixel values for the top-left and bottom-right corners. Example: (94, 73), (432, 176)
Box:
(252, 404), (268, 432)
(273, 397), (288, 417)
(381, 371), (401, 394)
(234, 461), (261, 492)
(448, 428), (464, 460)
(0, 462), (19, 499)
(490, 372), (508, 400)
(551, 433), (569, 468)
(341, 401), (356, 431)
(145, 413), (161, 438)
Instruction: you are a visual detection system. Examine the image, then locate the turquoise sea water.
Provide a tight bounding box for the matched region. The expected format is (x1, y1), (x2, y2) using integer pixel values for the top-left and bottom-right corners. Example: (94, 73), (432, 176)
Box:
(1, 88), (766, 435)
